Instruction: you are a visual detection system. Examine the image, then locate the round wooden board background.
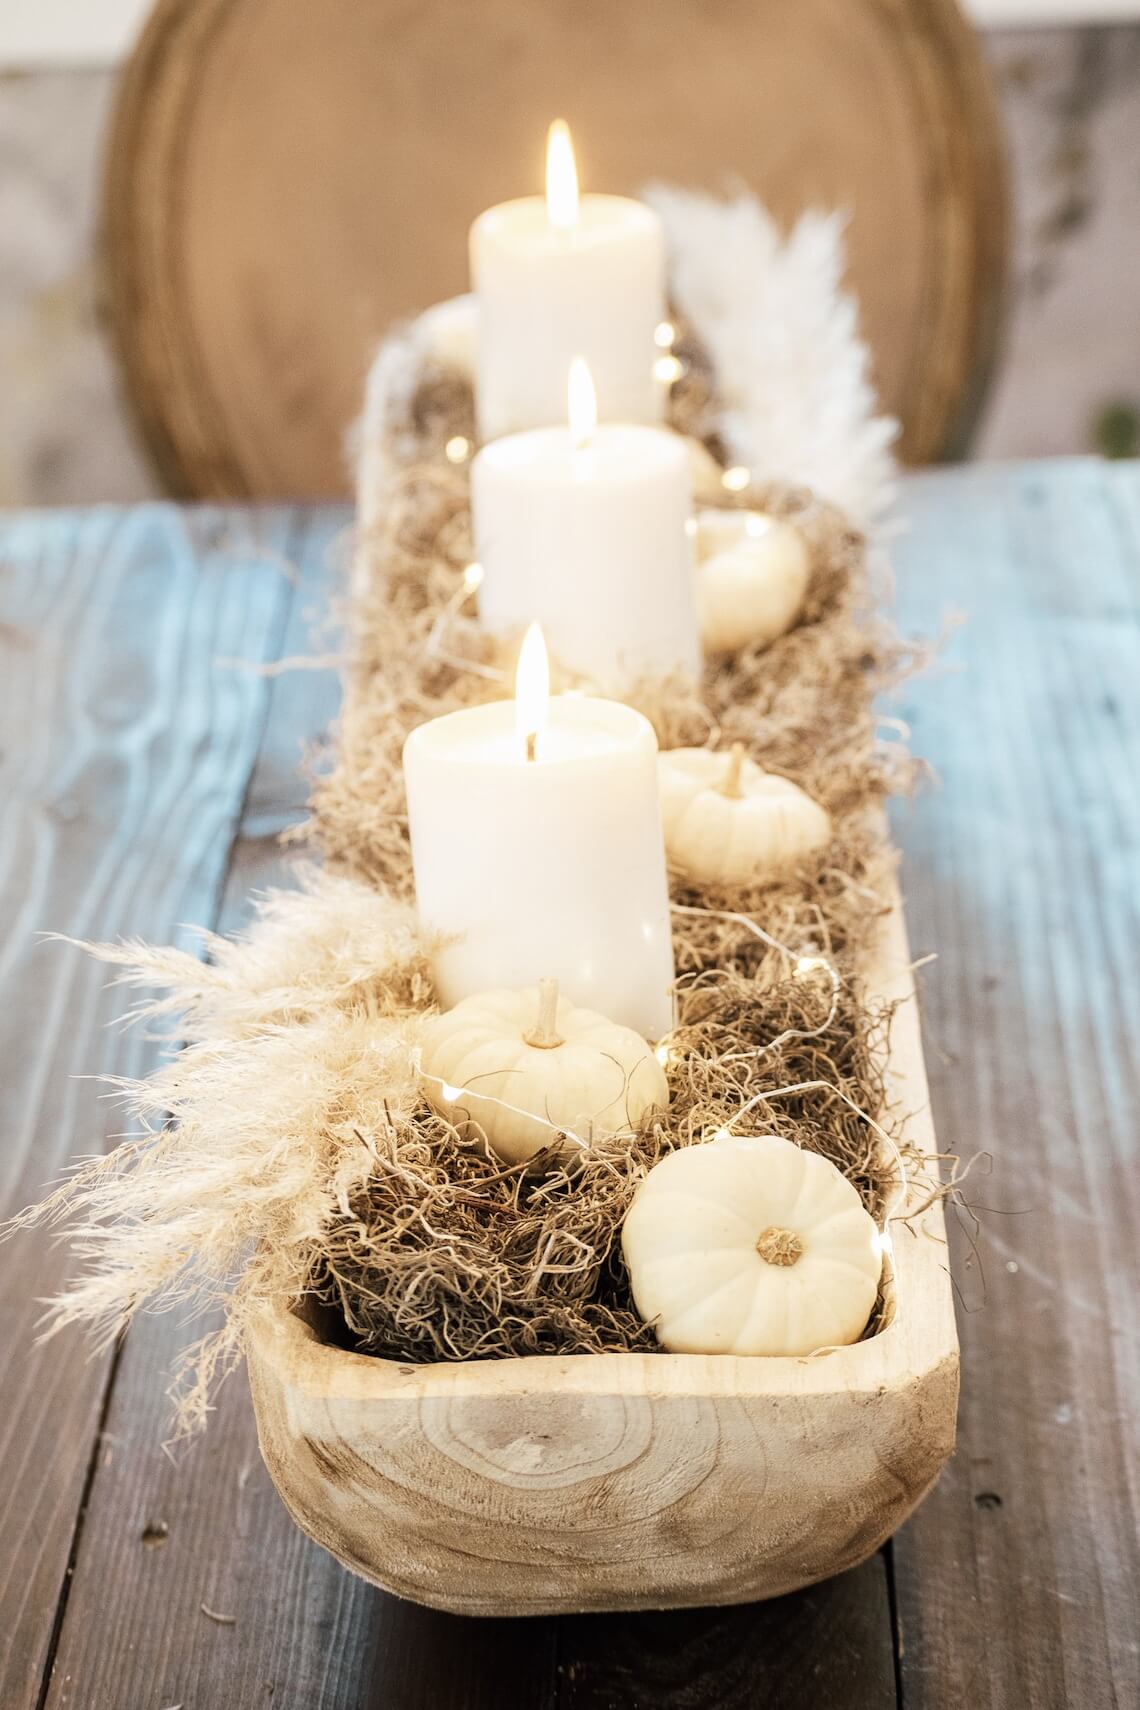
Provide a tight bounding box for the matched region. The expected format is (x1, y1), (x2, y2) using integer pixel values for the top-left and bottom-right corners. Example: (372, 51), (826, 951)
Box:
(104, 0), (1007, 500)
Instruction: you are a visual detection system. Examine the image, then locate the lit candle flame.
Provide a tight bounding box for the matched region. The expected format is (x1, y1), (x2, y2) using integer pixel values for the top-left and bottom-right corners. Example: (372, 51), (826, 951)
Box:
(515, 622), (549, 762)
(568, 357), (596, 450)
(545, 119), (579, 230)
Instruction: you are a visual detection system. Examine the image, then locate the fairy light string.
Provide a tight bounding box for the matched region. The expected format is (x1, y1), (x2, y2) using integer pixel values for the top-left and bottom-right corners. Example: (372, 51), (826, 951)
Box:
(665, 898), (910, 1227)
(415, 894), (911, 1235)
(423, 560), (507, 683)
(416, 1055), (592, 1154)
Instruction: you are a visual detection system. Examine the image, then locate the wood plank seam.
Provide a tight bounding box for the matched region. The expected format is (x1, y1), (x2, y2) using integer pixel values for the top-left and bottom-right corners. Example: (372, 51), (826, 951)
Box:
(31, 1339), (127, 1710)
(883, 1539), (905, 1710)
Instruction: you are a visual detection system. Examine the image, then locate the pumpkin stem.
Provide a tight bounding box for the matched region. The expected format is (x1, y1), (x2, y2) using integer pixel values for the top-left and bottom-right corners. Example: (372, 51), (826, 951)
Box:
(756, 1226), (804, 1267)
(720, 742), (746, 799)
(524, 978), (564, 1049)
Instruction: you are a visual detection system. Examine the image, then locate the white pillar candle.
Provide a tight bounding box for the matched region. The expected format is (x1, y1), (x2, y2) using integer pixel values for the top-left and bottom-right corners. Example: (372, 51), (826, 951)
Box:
(471, 121), (666, 440)
(403, 627), (675, 1040)
(471, 360), (699, 688)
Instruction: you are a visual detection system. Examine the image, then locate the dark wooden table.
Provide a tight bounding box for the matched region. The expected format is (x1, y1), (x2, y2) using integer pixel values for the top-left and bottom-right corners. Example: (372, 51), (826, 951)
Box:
(1, 462), (1136, 1710)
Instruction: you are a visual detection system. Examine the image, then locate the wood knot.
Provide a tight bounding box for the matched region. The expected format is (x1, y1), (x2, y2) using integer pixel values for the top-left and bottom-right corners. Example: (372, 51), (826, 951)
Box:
(756, 1226), (803, 1267)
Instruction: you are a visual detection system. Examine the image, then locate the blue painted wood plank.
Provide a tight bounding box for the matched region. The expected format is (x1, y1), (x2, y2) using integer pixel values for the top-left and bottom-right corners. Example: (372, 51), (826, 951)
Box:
(0, 504), (297, 1708)
(888, 460), (1139, 1710)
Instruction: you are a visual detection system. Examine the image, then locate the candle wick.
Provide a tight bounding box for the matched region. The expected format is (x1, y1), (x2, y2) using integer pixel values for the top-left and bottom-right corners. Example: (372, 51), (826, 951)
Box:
(526, 730), (537, 763)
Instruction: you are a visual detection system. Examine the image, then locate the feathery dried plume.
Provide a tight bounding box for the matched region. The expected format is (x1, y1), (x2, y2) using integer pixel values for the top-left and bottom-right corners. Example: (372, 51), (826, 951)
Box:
(647, 185), (898, 532)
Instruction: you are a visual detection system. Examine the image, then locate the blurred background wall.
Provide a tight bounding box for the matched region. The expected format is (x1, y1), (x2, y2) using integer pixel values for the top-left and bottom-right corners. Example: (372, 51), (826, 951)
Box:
(1, 1), (1137, 507)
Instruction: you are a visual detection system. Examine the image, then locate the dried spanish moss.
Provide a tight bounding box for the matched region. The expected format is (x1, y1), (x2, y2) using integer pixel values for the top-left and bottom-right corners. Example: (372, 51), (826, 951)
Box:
(295, 358), (929, 1362)
(307, 966), (901, 1365)
(310, 1124), (669, 1363)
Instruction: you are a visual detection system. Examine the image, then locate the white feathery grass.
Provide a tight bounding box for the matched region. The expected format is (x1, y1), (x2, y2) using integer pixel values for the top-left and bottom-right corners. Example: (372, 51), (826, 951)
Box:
(350, 325), (434, 534)
(646, 184), (898, 532)
(4, 874), (430, 1434)
(49, 866), (430, 1043)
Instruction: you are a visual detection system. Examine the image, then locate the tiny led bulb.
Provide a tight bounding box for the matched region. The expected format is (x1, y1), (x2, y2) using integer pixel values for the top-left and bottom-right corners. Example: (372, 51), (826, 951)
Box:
(795, 955), (829, 978)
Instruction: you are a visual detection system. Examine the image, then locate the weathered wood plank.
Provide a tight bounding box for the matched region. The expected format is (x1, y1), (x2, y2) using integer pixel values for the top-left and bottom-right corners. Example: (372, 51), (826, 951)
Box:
(554, 1557), (897, 1709)
(211, 507), (349, 909)
(0, 506), (297, 1708)
(887, 459), (1139, 1709)
(39, 508), (563, 1710)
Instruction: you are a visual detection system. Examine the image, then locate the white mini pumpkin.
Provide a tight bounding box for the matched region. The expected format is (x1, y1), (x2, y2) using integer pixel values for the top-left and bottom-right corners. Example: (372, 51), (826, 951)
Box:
(622, 1134), (882, 1356)
(657, 745), (831, 886)
(694, 511), (810, 653)
(420, 978), (668, 1164)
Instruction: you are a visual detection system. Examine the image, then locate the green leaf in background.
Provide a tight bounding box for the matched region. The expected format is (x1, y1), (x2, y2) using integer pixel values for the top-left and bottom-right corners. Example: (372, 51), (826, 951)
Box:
(1093, 401), (1140, 461)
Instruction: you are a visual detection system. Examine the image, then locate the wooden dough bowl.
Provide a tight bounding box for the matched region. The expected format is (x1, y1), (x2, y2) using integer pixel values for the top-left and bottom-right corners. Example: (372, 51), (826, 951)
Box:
(246, 896), (957, 1615)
